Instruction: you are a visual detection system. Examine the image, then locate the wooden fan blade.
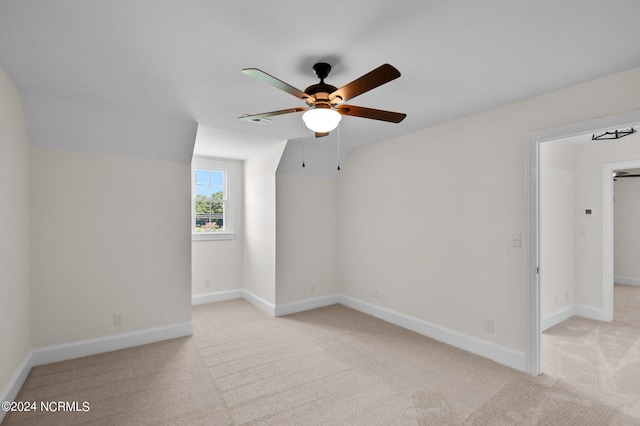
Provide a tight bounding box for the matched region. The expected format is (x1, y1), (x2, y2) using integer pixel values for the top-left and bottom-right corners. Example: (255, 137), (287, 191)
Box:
(330, 64), (401, 103)
(315, 132), (329, 138)
(238, 107), (306, 121)
(242, 68), (314, 102)
(336, 105), (406, 123)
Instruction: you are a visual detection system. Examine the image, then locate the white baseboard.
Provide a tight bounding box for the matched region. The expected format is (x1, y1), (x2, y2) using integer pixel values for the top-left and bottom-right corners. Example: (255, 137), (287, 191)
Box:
(190, 289), (275, 316)
(192, 289), (243, 305)
(337, 294), (527, 373)
(0, 321), (192, 423)
(574, 304), (605, 321)
(30, 321), (193, 367)
(615, 276), (640, 287)
(541, 305), (575, 332)
(274, 294), (340, 317)
(190, 289), (337, 318)
(241, 290), (275, 316)
(0, 352), (33, 423)
(541, 304), (605, 332)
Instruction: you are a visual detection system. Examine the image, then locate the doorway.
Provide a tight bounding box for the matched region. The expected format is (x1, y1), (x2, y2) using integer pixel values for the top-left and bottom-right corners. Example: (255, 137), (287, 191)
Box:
(603, 159), (640, 323)
(525, 110), (640, 375)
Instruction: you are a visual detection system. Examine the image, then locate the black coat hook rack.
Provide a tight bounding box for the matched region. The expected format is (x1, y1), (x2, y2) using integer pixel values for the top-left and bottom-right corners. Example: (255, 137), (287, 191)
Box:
(592, 127), (635, 140)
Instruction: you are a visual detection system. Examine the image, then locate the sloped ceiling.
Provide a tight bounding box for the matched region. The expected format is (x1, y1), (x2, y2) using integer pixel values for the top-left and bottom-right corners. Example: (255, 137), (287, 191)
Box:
(1, 1), (640, 165)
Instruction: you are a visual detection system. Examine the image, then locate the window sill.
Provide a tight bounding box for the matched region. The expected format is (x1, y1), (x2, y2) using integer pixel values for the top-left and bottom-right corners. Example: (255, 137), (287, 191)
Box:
(192, 232), (236, 241)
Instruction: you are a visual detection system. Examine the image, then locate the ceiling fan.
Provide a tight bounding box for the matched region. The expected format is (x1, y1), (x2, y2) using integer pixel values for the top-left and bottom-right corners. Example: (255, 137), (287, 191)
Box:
(238, 62), (406, 137)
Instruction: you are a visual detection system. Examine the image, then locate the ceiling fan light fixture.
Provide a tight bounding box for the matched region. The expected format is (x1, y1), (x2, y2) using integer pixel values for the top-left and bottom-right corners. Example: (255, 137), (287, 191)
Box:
(302, 107), (341, 133)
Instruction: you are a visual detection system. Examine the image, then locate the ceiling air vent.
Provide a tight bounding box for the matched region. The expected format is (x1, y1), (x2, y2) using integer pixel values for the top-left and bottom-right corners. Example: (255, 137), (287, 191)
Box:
(238, 114), (272, 124)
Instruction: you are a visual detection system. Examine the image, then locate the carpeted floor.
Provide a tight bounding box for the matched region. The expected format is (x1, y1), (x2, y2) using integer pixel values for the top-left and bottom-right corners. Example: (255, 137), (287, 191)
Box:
(540, 284), (640, 423)
(3, 285), (640, 425)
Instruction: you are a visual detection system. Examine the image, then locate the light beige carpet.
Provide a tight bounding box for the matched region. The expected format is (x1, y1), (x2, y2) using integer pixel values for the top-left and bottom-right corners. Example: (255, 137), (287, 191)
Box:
(3, 286), (640, 425)
(540, 284), (640, 423)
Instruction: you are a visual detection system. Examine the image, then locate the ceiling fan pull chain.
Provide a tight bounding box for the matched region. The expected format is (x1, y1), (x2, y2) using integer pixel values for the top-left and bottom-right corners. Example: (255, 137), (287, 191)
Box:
(337, 125), (341, 171)
(302, 120), (306, 168)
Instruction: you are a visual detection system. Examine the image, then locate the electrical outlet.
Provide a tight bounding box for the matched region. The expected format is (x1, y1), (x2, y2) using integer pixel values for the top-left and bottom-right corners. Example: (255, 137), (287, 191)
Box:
(204, 280), (211, 289)
(484, 319), (494, 333)
(113, 312), (123, 326)
(311, 284), (315, 293)
(369, 288), (379, 299)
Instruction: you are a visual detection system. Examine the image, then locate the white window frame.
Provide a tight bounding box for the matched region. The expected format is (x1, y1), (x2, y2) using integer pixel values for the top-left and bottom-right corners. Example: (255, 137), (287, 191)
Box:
(191, 156), (235, 241)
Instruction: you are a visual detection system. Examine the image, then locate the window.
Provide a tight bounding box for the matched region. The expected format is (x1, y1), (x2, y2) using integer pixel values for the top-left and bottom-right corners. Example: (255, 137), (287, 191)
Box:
(192, 157), (234, 240)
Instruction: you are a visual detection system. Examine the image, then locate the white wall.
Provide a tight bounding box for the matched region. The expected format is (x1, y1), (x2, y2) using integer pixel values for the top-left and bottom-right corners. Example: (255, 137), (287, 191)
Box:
(276, 173), (338, 304)
(573, 131), (640, 308)
(30, 147), (192, 347)
(192, 160), (244, 295)
(614, 177), (640, 283)
(0, 67), (31, 400)
(540, 141), (575, 319)
(339, 67), (640, 353)
(243, 142), (287, 304)
(23, 94), (196, 163)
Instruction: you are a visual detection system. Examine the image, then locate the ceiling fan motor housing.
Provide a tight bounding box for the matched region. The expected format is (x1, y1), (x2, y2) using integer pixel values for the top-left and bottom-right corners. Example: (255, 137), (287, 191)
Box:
(304, 62), (340, 106)
(312, 62), (332, 80)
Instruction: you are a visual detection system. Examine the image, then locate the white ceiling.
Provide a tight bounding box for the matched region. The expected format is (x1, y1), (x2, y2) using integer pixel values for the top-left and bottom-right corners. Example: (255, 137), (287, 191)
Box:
(1, 1), (640, 162)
